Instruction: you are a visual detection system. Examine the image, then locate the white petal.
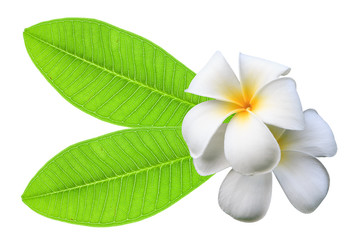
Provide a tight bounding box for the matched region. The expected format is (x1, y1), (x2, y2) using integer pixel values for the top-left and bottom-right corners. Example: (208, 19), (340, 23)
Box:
(185, 51), (244, 105)
(278, 109), (337, 157)
(239, 53), (290, 99)
(182, 100), (240, 158)
(252, 78), (304, 130)
(224, 111), (280, 175)
(219, 170), (272, 222)
(193, 124), (230, 176)
(274, 151), (329, 213)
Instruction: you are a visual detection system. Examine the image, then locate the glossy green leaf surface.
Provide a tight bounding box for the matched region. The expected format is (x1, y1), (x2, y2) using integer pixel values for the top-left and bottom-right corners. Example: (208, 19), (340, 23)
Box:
(24, 18), (207, 127)
(22, 128), (210, 226)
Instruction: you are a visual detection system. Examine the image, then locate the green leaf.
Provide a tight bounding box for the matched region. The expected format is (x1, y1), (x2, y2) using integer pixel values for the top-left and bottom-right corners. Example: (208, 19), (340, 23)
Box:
(22, 127), (210, 227)
(24, 18), (207, 127)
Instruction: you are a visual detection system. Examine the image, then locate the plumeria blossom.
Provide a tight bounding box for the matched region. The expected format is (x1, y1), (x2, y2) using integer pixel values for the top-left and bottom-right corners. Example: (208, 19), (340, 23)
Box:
(182, 51), (304, 176)
(182, 52), (336, 222)
(219, 109), (337, 222)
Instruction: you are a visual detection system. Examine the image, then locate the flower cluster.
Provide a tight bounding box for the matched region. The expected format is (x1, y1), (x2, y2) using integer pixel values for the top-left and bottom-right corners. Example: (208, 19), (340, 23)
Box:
(182, 52), (337, 222)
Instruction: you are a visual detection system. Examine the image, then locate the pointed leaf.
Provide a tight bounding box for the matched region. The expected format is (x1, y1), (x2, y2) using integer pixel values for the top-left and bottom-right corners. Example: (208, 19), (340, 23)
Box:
(22, 128), (210, 226)
(24, 18), (207, 127)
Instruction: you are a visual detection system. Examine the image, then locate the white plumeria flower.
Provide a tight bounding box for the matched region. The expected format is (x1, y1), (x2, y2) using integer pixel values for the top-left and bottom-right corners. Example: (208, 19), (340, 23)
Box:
(182, 51), (304, 176)
(219, 109), (337, 222)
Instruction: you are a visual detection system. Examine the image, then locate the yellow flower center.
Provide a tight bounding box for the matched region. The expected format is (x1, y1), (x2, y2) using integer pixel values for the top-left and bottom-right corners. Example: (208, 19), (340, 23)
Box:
(240, 102), (252, 112)
(233, 83), (260, 113)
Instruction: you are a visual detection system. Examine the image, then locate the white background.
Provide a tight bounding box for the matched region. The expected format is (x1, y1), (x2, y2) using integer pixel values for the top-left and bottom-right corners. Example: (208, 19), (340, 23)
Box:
(1, 0), (359, 239)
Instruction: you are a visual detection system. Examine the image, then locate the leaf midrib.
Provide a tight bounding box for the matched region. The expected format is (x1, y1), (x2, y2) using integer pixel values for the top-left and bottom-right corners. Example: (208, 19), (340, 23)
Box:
(24, 30), (196, 108)
(22, 156), (191, 201)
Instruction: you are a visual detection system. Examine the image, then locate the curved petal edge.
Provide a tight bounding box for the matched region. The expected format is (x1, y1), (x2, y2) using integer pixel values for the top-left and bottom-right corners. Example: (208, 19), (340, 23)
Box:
(274, 151), (330, 213)
(192, 124), (230, 176)
(219, 170), (272, 222)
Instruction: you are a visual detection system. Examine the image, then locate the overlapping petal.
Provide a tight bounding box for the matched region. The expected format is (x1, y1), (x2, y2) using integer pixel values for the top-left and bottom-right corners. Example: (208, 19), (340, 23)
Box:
(219, 170), (272, 222)
(224, 111), (280, 175)
(182, 100), (240, 158)
(252, 78), (304, 130)
(185, 51), (243, 105)
(192, 124), (230, 176)
(267, 124), (286, 140)
(239, 53), (290, 99)
(278, 109), (337, 157)
(273, 151), (330, 213)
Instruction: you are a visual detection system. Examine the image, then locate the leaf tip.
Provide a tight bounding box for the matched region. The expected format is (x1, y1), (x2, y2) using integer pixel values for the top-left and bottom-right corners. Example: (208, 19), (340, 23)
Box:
(23, 28), (31, 43)
(21, 191), (28, 203)
(23, 27), (30, 35)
